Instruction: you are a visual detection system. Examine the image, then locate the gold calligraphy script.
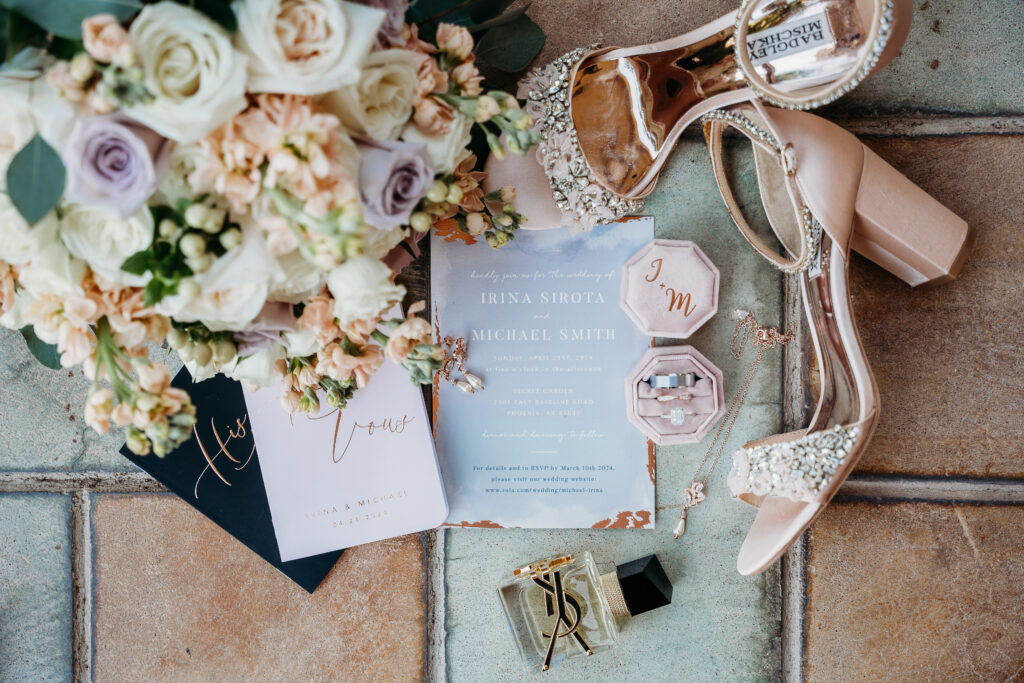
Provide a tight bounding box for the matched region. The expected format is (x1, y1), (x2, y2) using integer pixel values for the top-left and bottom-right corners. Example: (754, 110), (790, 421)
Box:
(533, 570), (593, 670)
(645, 257), (697, 317)
(192, 415), (257, 499)
(309, 409), (415, 463)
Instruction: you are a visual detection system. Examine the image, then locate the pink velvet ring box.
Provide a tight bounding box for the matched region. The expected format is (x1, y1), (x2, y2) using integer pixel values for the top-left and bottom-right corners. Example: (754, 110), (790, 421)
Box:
(620, 240), (719, 338)
(625, 346), (725, 445)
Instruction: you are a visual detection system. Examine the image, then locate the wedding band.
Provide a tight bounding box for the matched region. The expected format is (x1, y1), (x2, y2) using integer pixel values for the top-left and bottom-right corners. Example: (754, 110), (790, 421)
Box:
(647, 373), (679, 389)
(656, 393), (693, 402)
(660, 408), (691, 426)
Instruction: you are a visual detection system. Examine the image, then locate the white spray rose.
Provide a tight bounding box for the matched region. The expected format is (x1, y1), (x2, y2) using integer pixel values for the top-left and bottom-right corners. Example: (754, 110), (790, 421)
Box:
(153, 143), (212, 206)
(18, 242), (87, 298)
(320, 49), (418, 140)
(0, 79), (75, 171)
(225, 343), (287, 388)
(59, 204), (154, 286)
(156, 224), (284, 331)
(401, 113), (473, 174)
(233, 0), (385, 96)
(269, 249), (326, 304)
(0, 193), (59, 266)
(326, 256), (405, 325)
(127, 2), (248, 143)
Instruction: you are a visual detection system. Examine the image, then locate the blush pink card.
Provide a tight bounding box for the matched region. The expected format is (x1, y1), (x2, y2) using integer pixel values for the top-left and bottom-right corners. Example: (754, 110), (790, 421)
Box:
(243, 347), (448, 561)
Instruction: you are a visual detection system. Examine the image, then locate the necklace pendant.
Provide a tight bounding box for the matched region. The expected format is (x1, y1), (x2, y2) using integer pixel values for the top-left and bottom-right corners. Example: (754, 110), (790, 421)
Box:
(674, 482), (706, 539)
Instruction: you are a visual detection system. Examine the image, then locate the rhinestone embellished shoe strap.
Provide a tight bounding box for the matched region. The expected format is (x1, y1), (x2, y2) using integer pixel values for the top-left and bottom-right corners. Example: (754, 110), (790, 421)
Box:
(726, 422), (865, 504)
(520, 46), (645, 233)
(701, 106), (821, 274)
(733, 0), (896, 111)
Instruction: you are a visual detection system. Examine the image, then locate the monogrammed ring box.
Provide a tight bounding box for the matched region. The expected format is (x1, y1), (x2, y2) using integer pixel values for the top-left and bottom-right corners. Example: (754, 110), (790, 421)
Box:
(620, 240), (719, 338)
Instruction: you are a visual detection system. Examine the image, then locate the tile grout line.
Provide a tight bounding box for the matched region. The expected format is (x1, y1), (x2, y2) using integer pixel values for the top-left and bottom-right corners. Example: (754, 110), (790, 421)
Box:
(780, 270), (809, 683)
(71, 490), (93, 683)
(676, 114), (1024, 139)
(424, 528), (447, 682)
(0, 471), (166, 493)
(838, 474), (1024, 503)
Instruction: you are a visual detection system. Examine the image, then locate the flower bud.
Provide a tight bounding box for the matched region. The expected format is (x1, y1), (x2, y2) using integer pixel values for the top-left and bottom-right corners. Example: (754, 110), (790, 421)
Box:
(425, 180), (448, 203)
(496, 213), (514, 227)
(176, 342), (195, 363)
(166, 328), (188, 349)
(202, 209), (227, 234)
(219, 227), (242, 250)
(410, 211), (432, 233)
(69, 54), (96, 83)
(177, 279), (200, 303)
(158, 218), (178, 239)
(179, 233), (206, 259)
(212, 340), (237, 364)
(184, 204), (211, 229)
(445, 184), (464, 204)
(465, 212), (488, 236)
(192, 342), (213, 367)
(185, 254), (213, 274)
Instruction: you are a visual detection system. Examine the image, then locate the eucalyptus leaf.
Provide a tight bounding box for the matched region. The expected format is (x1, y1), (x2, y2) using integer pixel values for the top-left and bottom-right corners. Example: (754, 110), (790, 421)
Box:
(186, 0), (237, 32)
(474, 14), (544, 73)
(466, 0), (516, 23)
(6, 134), (65, 225)
(19, 326), (61, 370)
(0, 0), (141, 39)
(467, 4), (529, 34)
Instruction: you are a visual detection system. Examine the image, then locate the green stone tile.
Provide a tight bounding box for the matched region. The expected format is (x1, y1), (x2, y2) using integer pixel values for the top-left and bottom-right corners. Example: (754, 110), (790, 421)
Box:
(835, 0), (1024, 115)
(0, 493), (73, 682)
(443, 139), (783, 681)
(0, 327), (150, 472)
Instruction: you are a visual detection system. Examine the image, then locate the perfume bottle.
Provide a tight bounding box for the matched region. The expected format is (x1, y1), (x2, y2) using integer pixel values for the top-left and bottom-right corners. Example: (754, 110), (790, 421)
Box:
(498, 552), (673, 672)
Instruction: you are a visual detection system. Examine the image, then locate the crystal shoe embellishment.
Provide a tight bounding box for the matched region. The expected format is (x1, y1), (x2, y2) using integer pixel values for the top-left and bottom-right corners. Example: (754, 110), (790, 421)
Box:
(520, 46), (645, 233)
(727, 424), (861, 502)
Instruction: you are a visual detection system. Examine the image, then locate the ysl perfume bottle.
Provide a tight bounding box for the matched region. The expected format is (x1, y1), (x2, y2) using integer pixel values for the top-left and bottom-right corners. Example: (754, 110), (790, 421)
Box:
(498, 552), (672, 672)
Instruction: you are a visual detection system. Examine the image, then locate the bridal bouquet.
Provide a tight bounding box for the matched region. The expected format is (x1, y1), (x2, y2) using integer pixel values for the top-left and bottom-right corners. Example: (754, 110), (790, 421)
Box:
(0, 0), (541, 456)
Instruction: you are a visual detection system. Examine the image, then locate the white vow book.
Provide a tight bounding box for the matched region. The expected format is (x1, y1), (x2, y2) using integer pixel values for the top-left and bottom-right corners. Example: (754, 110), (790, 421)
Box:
(245, 346), (448, 561)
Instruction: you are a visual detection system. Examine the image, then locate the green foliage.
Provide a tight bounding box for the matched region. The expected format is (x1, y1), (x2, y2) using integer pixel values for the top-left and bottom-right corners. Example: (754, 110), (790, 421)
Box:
(121, 206), (195, 307)
(19, 325), (61, 369)
(6, 134), (66, 225)
(0, 0), (141, 39)
(182, 0), (236, 32)
(474, 13), (544, 73)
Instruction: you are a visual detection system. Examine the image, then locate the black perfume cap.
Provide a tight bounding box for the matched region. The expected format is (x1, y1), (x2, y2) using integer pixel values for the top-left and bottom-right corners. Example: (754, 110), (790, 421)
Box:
(615, 554), (673, 616)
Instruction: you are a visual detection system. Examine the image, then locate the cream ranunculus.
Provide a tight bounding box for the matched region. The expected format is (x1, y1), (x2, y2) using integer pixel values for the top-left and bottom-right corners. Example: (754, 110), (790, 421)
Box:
(233, 0), (385, 96)
(326, 256), (405, 325)
(59, 204), (154, 286)
(401, 112), (473, 174)
(127, 2), (248, 144)
(156, 224), (284, 331)
(0, 192), (60, 266)
(320, 49), (418, 140)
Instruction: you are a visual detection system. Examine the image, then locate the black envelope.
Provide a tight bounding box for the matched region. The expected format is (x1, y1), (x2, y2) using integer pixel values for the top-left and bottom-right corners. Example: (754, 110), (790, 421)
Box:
(120, 369), (343, 593)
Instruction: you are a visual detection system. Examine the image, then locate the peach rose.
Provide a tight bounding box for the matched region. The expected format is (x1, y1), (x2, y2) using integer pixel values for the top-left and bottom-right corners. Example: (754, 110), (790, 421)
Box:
(436, 23), (473, 61)
(82, 14), (132, 64)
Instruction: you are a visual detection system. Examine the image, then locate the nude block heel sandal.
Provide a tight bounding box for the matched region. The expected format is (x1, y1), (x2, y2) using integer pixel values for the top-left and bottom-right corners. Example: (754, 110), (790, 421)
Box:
(484, 0), (914, 232)
(700, 101), (971, 575)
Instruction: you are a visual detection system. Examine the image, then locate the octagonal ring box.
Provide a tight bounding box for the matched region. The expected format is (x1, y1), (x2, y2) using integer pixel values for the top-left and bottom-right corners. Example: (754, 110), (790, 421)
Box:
(620, 240), (719, 338)
(626, 346), (725, 445)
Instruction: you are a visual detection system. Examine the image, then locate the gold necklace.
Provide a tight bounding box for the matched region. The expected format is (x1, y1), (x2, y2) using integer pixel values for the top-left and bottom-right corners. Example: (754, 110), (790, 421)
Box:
(673, 309), (795, 539)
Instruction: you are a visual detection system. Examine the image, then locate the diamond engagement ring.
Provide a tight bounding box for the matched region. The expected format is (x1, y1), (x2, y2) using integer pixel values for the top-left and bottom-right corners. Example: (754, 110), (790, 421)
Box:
(660, 408), (692, 426)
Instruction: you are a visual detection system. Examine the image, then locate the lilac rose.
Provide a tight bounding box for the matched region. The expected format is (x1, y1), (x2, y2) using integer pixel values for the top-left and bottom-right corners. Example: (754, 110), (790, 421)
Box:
(233, 302), (298, 356)
(358, 138), (435, 231)
(357, 0), (408, 46)
(62, 114), (170, 218)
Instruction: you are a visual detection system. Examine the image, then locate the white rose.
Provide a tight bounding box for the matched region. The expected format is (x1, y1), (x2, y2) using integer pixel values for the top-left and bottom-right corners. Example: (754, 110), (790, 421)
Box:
(269, 249), (326, 304)
(225, 343), (287, 388)
(0, 79), (75, 171)
(153, 143), (212, 206)
(18, 242), (87, 298)
(0, 192), (59, 266)
(233, 0), (385, 96)
(363, 225), (406, 260)
(320, 49), (418, 140)
(401, 113), (473, 174)
(326, 256), (405, 325)
(59, 204), (154, 286)
(127, 2), (248, 143)
(282, 328), (318, 357)
(157, 224), (284, 331)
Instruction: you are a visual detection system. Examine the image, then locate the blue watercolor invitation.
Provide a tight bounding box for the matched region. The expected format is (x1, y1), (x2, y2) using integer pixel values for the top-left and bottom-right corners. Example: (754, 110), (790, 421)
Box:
(431, 218), (655, 529)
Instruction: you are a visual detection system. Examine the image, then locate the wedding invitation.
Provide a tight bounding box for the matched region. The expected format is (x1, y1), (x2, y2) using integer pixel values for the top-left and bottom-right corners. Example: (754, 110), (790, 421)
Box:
(245, 345), (448, 562)
(431, 218), (655, 529)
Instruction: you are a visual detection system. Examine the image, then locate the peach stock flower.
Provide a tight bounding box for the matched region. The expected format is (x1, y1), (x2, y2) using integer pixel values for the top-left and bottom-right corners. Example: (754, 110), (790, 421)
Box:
(385, 302), (432, 363)
(412, 52), (448, 101)
(451, 62), (483, 96)
(316, 341), (384, 388)
(82, 14), (132, 64)
(297, 293), (342, 346)
(436, 23), (473, 61)
(85, 387), (116, 435)
(414, 97), (454, 135)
